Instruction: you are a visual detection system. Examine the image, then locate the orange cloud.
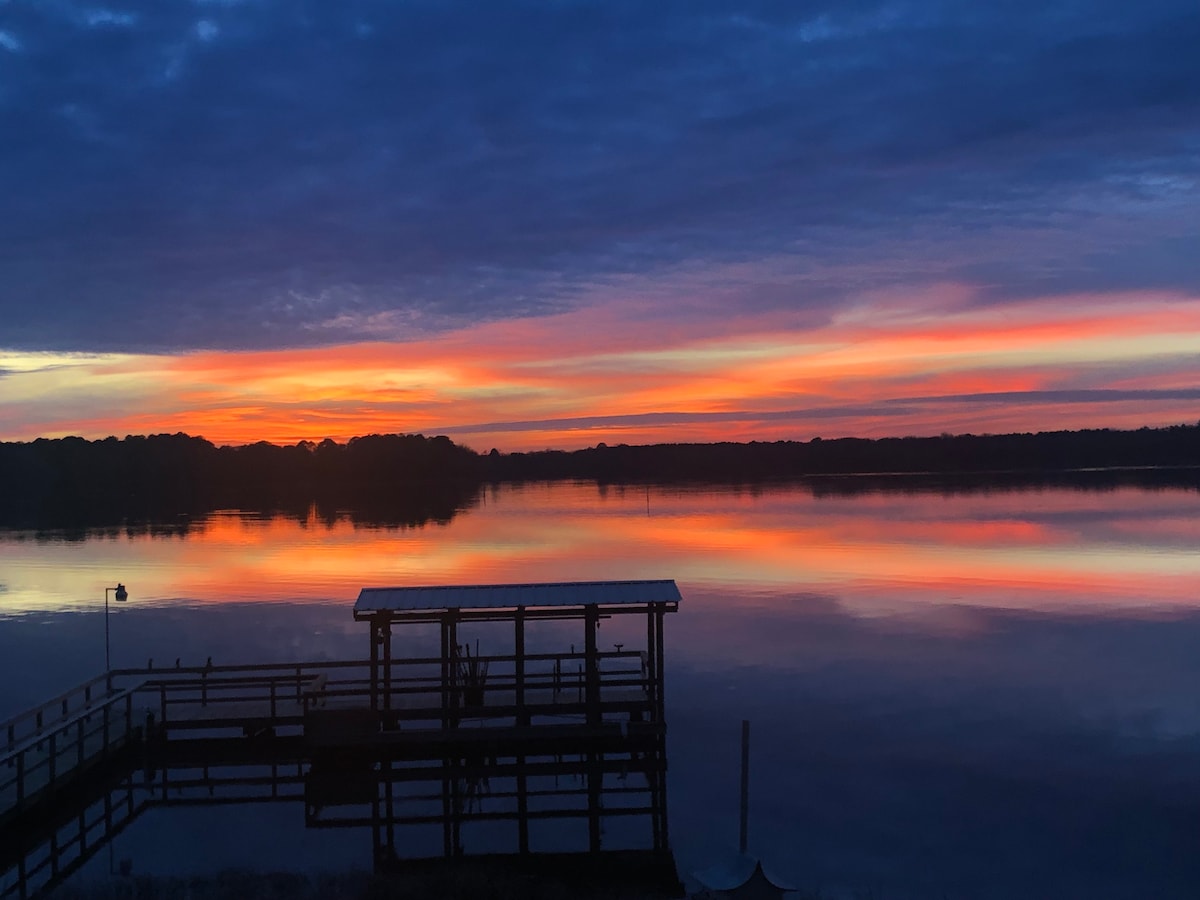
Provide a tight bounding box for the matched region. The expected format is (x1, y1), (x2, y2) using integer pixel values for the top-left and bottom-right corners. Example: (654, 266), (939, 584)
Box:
(3, 286), (1200, 449)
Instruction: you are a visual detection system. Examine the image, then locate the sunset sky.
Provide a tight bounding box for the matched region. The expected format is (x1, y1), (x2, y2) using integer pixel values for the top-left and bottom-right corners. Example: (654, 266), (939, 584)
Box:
(2, 1), (1198, 451)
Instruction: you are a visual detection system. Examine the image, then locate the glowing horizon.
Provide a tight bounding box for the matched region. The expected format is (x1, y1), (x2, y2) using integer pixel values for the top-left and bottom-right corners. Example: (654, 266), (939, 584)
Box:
(3, 285), (1198, 452)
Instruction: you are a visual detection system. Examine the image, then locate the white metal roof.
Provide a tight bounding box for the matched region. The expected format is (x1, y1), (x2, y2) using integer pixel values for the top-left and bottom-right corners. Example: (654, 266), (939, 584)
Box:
(355, 579), (681, 613)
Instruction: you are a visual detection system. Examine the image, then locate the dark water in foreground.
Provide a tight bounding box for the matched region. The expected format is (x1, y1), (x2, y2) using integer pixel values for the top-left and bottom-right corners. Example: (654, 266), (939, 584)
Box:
(4, 480), (1200, 898)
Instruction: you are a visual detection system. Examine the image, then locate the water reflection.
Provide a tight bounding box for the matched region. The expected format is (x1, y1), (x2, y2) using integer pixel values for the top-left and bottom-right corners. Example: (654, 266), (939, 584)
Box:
(2, 481), (1200, 897)
(2, 481), (1199, 616)
(668, 590), (1200, 898)
(3, 594), (1199, 898)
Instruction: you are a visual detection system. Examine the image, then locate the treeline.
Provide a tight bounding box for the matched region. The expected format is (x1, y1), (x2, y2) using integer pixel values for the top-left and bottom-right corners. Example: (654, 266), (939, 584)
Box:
(2, 424), (1199, 529)
(486, 423), (1200, 482)
(0, 433), (480, 530)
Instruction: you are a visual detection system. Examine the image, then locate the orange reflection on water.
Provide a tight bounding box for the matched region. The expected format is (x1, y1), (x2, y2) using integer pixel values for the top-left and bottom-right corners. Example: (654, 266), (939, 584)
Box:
(2, 483), (1199, 617)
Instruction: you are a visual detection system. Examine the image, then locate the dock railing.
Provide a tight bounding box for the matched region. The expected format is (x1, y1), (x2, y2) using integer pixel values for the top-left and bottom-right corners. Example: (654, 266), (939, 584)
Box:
(2, 675), (122, 756)
(98, 649), (653, 733)
(110, 660), (369, 728)
(0, 687), (138, 820)
(2, 648), (669, 898)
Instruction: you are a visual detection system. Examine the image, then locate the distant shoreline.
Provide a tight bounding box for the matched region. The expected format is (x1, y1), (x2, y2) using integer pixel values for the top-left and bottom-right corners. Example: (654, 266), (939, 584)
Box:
(1, 424), (1197, 530)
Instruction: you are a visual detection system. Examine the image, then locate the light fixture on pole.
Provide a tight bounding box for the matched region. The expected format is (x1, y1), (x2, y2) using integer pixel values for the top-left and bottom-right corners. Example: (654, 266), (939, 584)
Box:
(104, 583), (128, 671)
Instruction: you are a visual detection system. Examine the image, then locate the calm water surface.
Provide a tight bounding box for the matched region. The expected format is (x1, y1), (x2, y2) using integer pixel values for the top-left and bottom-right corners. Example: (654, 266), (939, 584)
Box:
(4, 480), (1200, 898)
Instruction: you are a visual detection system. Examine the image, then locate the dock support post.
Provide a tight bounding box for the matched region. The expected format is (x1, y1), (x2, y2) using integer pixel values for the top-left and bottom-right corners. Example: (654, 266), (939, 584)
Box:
(444, 761), (462, 856)
(441, 756), (453, 856)
(440, 613), (451, 730)
(515, 606), (527, 727)
(587, 751), (602, 852)
(517, 759), (529, 854)
(371, 794), (382, 873)
(384, 758), (395, 855)
(585, 605), (600, 726)
(369, 617), (380, 714)
(650, 761), (662, 852)
(381, 623), (392, 724)
(440, 611), (459, 728)
(654, 604), (666, 723)
(447, 612), (459, 728)
(646, 608), (657, 714)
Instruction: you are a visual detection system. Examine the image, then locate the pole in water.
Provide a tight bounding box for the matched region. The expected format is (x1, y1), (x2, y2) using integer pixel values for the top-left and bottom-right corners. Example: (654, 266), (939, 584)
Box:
(739, 718), (750, 854)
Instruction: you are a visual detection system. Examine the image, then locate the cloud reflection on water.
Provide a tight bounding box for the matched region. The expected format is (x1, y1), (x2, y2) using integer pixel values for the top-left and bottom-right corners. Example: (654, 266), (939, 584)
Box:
(3, 481), (1199, 615)
(3, 482), (1200, 896)
(668, 589), (1200, 897)
(4, 592), (1199, 897)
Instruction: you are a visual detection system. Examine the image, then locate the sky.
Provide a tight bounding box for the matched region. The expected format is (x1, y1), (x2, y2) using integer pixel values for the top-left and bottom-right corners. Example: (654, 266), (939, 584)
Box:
(1, 0), (1198, 452)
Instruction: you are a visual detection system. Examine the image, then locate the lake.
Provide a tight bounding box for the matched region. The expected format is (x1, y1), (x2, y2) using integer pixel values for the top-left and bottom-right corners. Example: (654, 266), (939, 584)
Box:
(4, 478), (1200, 898)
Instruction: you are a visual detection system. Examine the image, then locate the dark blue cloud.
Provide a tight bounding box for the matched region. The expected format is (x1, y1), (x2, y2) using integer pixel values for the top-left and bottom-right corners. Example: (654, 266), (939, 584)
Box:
(1, 0), (1198, 351)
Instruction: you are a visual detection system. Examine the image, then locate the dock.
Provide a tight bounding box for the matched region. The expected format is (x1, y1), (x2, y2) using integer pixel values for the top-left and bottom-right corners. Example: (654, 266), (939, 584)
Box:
(0, 579), (682, 899)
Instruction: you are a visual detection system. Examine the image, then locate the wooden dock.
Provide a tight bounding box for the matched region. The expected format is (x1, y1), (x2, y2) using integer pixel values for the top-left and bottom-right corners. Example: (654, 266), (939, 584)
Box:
(0, 579), (682, 899)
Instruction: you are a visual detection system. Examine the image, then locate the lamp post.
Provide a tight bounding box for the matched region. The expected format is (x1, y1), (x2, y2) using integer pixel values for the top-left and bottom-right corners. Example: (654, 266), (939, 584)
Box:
(104, 583), (128, 671)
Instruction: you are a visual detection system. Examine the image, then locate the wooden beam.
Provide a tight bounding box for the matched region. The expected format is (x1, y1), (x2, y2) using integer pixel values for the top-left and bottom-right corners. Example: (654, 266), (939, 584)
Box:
(369, 617), (380, 714)
(584, 605), (600, 726)
(515, 606), (527, 727)
(654, 605), (666, 723)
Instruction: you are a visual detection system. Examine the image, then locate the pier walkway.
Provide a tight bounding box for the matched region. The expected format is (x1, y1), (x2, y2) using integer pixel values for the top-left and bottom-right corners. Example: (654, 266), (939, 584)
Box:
(1, 579), (682, 900)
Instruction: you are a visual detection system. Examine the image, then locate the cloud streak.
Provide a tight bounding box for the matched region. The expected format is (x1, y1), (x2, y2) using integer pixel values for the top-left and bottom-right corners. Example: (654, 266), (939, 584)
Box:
(3, 286), (1198, 449)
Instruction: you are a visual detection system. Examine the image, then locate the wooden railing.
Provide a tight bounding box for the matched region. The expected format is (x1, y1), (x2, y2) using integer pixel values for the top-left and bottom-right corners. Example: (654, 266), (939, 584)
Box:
(104, 650), (653, 730)
(0, 776), (144, 900)
(114, 660), (368, 727)
(0, 688), (138, 819)
(2, 675), (120, 755)
(1, 651), (666, 899)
